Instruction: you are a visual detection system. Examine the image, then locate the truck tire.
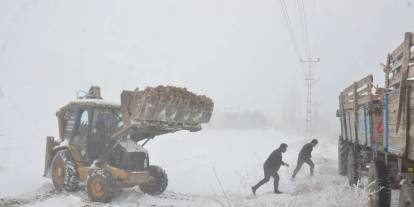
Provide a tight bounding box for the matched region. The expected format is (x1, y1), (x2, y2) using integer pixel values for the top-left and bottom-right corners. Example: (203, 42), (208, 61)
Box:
(338, 137), (348, 175)
(50, 149), (79, 192)
(86, 169), (116, 203)
(399, 179), (414, 207)
(368, 160), (391, 207)
(347, 147), (359, 186)
(140, 165), (168, 195)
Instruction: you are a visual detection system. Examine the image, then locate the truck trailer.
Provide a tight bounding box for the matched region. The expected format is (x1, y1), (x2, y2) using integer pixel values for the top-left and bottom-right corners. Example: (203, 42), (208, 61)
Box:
(337, 32), (414, 207)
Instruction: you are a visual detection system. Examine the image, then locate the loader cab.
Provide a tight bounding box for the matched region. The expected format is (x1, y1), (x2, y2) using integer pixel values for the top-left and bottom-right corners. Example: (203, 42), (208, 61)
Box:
(59, 100), (122, 165)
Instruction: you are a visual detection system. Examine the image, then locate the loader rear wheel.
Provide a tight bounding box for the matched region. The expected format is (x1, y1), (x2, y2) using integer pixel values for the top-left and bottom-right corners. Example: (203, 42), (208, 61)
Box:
(140, 165), (168, 195)
(86, 169), (115, 203)
(399, 179), (414, 207)
(368, 160), (391, 207)
(338, 137), (348, 175)
(347, 147), (359, 186)
(51, 149), (79, 192)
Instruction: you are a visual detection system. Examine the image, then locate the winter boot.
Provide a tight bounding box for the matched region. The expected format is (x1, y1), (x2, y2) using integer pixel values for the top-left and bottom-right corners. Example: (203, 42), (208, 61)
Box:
(251, 186), (257, 195)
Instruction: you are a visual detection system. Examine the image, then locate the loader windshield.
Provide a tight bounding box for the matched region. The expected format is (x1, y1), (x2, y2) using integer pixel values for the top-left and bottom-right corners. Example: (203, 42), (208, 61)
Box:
(87, 108), (123, 162)
(92, 108), (122, 134)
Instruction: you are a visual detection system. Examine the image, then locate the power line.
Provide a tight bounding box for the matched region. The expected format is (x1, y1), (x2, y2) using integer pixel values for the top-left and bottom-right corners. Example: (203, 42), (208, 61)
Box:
(296, 0), (311, 56)
(278, 0), (302, 61)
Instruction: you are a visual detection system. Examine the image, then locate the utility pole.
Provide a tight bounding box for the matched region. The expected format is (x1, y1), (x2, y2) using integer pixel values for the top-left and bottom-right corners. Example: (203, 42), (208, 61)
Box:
(301, 57), (320, 139)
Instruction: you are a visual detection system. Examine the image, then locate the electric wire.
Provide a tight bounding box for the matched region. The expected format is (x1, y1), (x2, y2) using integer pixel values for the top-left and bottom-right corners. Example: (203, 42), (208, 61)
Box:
(296, 0), (311, 57)
(278, 0), (302, 61)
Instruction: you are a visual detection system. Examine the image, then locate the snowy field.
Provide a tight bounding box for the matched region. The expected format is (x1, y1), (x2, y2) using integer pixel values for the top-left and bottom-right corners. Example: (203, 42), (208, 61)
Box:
(0, 129), (374, 207)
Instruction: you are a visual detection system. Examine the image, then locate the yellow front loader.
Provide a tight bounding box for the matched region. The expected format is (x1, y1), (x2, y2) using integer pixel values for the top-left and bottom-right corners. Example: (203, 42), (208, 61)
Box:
(43, 86), (213, 202)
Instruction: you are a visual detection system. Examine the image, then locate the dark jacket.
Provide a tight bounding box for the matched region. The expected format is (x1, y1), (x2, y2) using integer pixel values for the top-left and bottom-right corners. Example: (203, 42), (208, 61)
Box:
(264, 148), (286, 171)
(298, 143), (314, 160)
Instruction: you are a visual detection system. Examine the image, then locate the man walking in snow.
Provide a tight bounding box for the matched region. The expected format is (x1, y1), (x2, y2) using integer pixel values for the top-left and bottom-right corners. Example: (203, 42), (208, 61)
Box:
(251, 143), (289, 195)
(291, 139), (318, 179)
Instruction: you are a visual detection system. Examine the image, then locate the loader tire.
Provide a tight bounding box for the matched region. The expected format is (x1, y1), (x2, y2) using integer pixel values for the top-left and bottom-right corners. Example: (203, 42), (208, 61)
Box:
(140, 165), (168, 195)
(51, 149), (79, 192)
(338, 137), (348, 175)
(399, 179), (414, 207)
(86, 169), (116, 203)
(347, 147), (359, 186)
(368, 160), (391, 207)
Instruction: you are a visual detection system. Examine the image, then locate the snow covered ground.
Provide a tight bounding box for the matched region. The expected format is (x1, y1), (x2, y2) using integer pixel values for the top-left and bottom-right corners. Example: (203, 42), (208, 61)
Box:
(0, 129), (374, 206)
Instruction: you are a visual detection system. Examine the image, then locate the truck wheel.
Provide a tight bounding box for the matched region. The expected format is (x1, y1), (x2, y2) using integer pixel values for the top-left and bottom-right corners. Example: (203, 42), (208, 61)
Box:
(399, 179), (414, 207)
(140, 165), (168, 195)
(368, 160), (391, 207)
(50, 149), (79, 192)
(86, 169), (116, 203)
(338, 137), (348, 175)
(347, 147), (359, 186)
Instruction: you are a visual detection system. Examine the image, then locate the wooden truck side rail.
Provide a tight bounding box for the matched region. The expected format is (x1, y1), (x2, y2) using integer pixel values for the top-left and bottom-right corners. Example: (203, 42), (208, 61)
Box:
(385, 32), (414, 88)
(382, 80), (414, 160)
(385, 33), (414, 137)
(339, 74), (382, 146)
(341, 74), (375, 110)
(380, 33), (414, 159)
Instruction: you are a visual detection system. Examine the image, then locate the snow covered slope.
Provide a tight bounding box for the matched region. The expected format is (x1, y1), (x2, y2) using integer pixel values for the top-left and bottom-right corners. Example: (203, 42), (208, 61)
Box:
(0, 130), (371, 206)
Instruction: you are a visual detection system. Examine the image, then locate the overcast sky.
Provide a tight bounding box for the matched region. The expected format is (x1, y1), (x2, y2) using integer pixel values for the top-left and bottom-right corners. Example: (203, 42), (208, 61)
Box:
(0, 0), (413, 137)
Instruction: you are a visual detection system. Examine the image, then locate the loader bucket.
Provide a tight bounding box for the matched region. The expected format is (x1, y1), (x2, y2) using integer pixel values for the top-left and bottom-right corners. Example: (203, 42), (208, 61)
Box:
(121, 86), (214, 126)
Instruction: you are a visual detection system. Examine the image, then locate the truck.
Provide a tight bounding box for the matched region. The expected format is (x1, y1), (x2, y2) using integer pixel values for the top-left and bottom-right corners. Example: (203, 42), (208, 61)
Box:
(337, 32), (414, 207)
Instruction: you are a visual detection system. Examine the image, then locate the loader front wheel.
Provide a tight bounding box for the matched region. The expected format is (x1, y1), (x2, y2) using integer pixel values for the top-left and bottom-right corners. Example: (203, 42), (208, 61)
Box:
(140, 165), (168, 195)
(368, 160), (391, 207)
(51, 149), (79, 192)
(86, 169), (115, 203)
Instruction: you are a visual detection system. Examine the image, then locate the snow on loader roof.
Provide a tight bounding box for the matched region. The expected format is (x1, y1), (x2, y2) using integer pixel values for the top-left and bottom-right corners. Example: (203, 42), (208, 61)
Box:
(67, 98), (121, 108)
